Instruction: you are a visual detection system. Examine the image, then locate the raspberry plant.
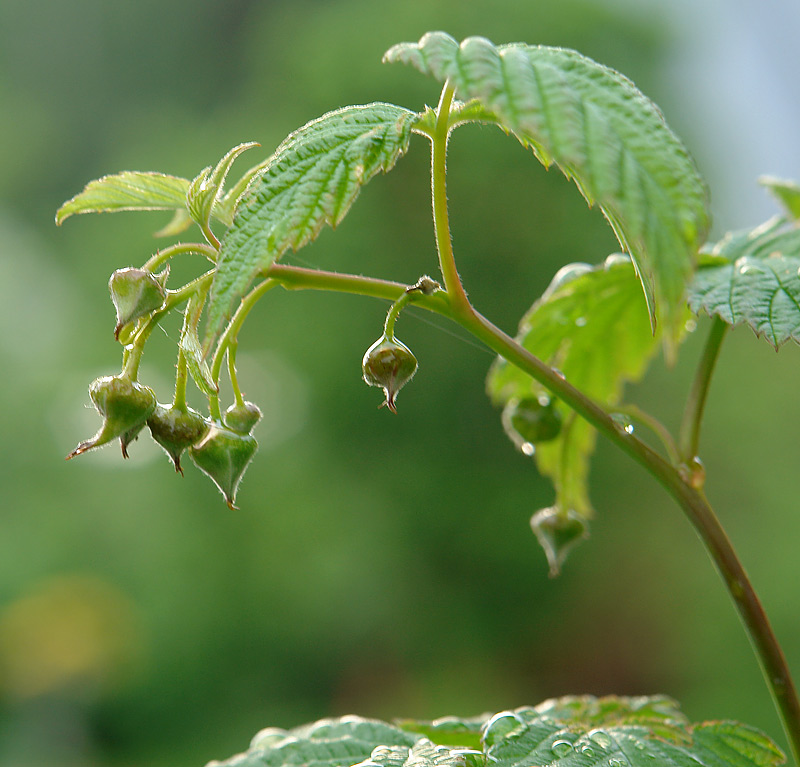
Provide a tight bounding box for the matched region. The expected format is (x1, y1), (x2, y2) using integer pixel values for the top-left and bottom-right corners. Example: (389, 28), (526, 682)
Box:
(57, 31), (800, 767)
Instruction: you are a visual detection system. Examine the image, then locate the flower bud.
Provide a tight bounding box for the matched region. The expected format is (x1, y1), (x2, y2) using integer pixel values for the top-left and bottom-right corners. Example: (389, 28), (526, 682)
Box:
(189, 424), (258, 509)
(362, 334), (417, 413)
(223, 401), (262, 435)
(66, 375), (157, 460)
(109, 266), (168, 340)
(147, 403), (210, 474)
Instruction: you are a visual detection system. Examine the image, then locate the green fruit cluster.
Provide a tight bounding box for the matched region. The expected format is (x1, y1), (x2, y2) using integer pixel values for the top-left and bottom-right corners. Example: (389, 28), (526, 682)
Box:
(67, 375), (262, 509)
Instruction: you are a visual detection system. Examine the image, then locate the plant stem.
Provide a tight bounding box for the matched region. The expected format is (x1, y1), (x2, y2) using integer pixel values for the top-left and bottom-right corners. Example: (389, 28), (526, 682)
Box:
(174, 349), (189, 411)
(460, 304), (800, 765)
(143, 241), (217, 271)
(679, 317), (728, 461)
(431, 82), (470, 312)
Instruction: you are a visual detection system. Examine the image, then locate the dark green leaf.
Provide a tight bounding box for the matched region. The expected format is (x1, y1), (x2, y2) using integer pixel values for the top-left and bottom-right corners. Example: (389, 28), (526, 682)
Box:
(205, 103), (417, 346)
(384, 31), (710, 349)
(484, 707), (783, 767)
(688, 217), (800, 348)
(760, 176), (800, 220)
(209, 715), (419, 767)
(487, 256), (666, 530)
(56, 171), (190, 224)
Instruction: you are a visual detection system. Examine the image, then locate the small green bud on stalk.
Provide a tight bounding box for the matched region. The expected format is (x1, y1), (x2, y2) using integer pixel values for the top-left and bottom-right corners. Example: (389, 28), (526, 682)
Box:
(66, 375), (157, 460)
(362, 334), (418, 413)
(189, 424), (258, 509)
(147, 404), (210, 474)
(223, 401), (262, 435)
(109, 266), (168, 340)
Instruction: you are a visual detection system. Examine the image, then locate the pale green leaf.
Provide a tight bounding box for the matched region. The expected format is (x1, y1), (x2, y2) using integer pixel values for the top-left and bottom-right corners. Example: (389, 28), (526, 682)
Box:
(208, 715), (418, 767)
(688, 217), (800, 348)
(365, 739), (482, 767)
(205, 103), (416, 346)
(179, 292), (217, 396)
(56, 171), (190, 224)
(398, 716), (488, 750)
(186, 142), (259, 229)
(486, 255), (665, 528)
(760, 176), (800, 220)
(385, 31), (710, 348)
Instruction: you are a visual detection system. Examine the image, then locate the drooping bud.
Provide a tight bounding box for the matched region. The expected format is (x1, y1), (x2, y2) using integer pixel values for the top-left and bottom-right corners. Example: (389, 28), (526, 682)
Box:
(189, 424), (258, 509)
(530, 506), (589, 577)
(66, 376), (157, 460)
(109, 266), (168, 340)
(362, 334), (417, 413)
(147, 404), (210, 474)
(223, 401), (262, 435)
(502, 396), (562, 451)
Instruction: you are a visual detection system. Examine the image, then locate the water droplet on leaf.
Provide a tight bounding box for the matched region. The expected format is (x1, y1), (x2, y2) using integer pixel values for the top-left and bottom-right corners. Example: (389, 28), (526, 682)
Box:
(551, 740), (573, 758)
(530, 506), (589, 576)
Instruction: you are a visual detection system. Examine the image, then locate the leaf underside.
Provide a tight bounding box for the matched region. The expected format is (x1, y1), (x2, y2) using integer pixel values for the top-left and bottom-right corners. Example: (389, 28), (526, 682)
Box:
(207, 697), (784, 767)
(384, 31), (710, 349)
(689, 217), (800, 348)
(204, 103), (417, 347)
(487, 255), (665, 519)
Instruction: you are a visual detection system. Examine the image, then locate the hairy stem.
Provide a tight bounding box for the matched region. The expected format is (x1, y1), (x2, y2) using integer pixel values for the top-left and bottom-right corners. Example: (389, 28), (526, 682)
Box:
(143, 241), (217, 272)
(679, 317), (728, 461)
(431, 82), (470, 312)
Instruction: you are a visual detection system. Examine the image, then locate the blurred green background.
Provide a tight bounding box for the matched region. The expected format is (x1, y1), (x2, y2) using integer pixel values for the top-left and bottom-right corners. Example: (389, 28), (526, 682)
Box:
(1, 1), (799, 766)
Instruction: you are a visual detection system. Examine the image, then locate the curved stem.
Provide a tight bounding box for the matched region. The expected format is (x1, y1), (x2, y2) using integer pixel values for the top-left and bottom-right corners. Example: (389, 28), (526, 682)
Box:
(173, 349), (189, 411)
(459, 306), (800, 764)
(431, 82), (470, 312)
(228, 342), (245, 408)
(143, 241), (217, 272)
(679, 317), (728, 461)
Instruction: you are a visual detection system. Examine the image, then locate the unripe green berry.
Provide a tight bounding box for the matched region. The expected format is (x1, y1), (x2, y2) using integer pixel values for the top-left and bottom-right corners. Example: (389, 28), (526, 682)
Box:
(147, 404), (210, 474)
(66, 375), (157, 460)
(223, 401), (262, 435)
(109, 266), (168, 340)
(502, 396), (562, 450)
(362, 334), (417, 413)
(189, 424), (258, 509)
(530, 506), (589, 577)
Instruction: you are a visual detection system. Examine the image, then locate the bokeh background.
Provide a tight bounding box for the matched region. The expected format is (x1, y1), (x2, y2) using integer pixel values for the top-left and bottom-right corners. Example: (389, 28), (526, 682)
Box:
(1, 1), (799, 766)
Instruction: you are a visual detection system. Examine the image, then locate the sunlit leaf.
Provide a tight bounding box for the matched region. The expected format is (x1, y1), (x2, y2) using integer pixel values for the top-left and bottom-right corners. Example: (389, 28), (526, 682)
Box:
(205, 103), (417, 347)
(56, 171), (190, 224)
(487, 255), (666, 561)
(385, 31), (710, 350)
(688, 217), (800, 348)
(186, 142), (259, 230)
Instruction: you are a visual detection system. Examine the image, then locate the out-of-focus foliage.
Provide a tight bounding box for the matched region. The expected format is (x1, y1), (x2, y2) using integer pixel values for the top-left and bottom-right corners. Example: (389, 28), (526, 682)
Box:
(1, 2), (799, 767)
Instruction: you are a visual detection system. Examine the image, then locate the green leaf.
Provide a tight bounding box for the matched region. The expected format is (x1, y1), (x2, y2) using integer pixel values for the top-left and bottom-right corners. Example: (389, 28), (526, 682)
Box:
(483, 705), (784, 767)
(486, 255), (666, 565)
(210, 715), (419, 767)
(760, 176), (800, 220)
(384, 31), (710, 349)
(179, 292), (217, 396)
(210, 700), (783, 767)
(688, 217), (800, 348)
(204, 103), (417, 347)
(186, 142), (259, 230)
(56, 171), (190, 225)
(398, 715), (488, 750)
